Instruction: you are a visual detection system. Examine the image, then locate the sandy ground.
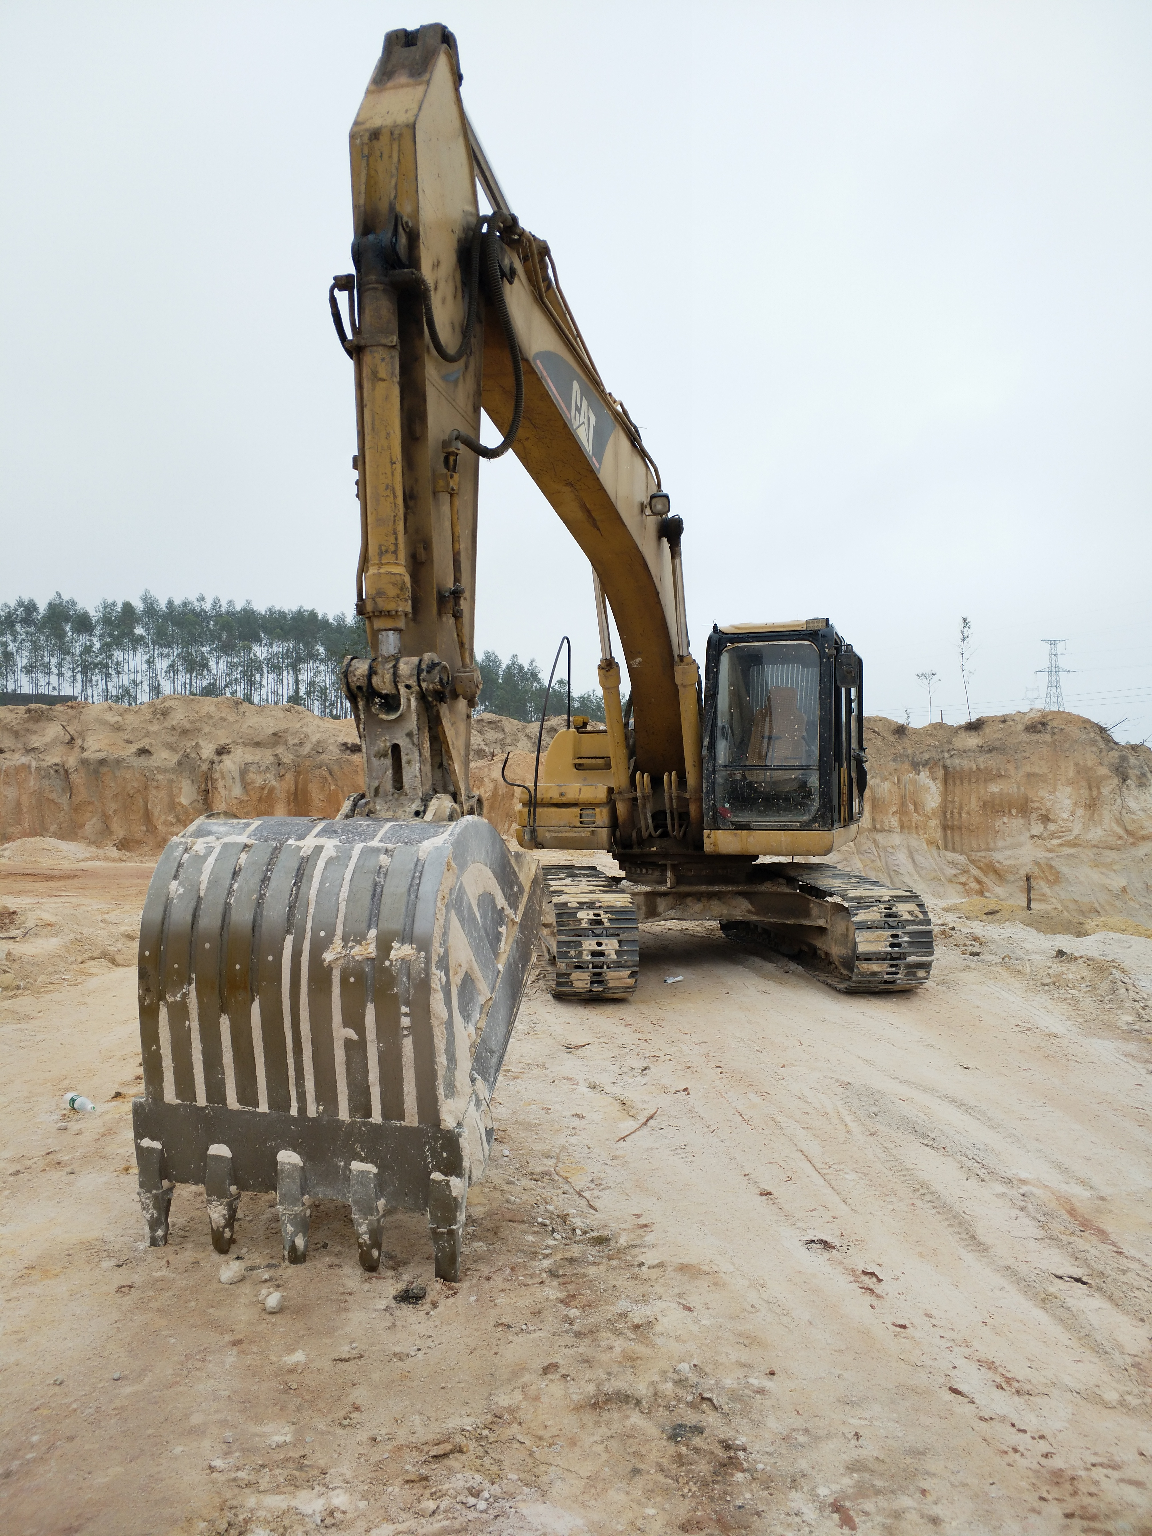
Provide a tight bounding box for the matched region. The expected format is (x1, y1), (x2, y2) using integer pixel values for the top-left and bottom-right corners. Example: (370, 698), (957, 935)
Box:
(2, 843), (1152, 1536)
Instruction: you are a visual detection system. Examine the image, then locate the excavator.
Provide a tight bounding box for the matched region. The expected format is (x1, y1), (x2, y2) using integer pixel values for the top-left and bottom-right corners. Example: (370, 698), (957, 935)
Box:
(132, 24), (933, 1281)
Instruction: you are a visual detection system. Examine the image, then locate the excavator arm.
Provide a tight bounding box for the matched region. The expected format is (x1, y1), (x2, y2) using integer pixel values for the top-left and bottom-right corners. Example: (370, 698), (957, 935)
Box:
(477, 229), (684, 773)
(336, 24), (703, 845)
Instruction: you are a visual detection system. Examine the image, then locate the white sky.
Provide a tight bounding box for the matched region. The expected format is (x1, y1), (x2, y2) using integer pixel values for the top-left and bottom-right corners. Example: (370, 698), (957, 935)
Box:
(2, 2), (1150, 739)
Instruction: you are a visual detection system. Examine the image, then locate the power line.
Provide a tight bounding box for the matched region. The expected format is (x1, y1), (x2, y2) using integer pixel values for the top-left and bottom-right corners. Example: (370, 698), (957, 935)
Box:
(1065, 685), (1152, 703)
(873, 682), (1152, 717)
(875, 686), (1152, 714)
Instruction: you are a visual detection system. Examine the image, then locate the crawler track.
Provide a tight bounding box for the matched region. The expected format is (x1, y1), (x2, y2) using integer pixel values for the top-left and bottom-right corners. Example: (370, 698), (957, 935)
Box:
(723, 866), (935, 992)
(541, 864), (640, 999)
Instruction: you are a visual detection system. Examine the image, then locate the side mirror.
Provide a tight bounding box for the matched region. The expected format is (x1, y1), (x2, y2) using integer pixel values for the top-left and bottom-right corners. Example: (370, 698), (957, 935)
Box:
(835, 652), (861, 688)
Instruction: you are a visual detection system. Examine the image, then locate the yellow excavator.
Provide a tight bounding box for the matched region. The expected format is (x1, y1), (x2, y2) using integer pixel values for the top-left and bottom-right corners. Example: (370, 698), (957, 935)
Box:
(132, 24), (932, 1280)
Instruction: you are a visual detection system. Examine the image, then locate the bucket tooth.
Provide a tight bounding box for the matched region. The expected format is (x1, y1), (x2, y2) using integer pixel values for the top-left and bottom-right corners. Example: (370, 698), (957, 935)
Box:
(350, 1161), (385, 1272)
(135, 1136), (173, 1246)
(277, 1149), (310, 1265)
(428, 1170), (467, 1282)
(205, 1143), (240, 1254)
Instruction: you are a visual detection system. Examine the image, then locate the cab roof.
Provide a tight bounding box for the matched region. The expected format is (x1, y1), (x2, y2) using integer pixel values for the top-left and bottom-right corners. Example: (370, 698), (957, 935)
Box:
(718, 618), (829, 634)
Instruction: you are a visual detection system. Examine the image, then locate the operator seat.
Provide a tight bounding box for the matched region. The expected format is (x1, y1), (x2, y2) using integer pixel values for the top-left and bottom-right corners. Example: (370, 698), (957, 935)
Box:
(748, 686), (807, 765)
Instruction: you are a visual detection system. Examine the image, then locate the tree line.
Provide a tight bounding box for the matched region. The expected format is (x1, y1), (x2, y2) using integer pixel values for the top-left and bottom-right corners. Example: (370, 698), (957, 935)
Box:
(0, 593), (604, 723)
(0, 593), (365, 717)
(475, 650), (604, 723)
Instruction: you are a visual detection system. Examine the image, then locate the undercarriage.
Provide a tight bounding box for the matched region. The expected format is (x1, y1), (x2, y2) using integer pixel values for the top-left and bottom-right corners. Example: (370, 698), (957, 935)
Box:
(541, 854), (934, 997)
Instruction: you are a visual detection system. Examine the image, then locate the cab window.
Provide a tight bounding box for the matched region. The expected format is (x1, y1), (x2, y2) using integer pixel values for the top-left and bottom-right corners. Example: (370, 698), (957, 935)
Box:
(714, 641), (820, 826)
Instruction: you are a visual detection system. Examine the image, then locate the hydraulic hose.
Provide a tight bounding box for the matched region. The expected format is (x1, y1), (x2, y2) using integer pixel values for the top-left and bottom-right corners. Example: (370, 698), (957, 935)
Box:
(448, 226), (524, 460)
(341, 218), (523, 459)
(387, 216), (485, 365)
(527, 636), (571, 844)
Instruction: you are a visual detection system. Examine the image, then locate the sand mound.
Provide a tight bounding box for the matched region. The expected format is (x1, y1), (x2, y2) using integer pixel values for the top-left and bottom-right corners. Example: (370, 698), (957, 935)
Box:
(844, 711), (1152, 928)
(471, 712), (565, 761)
(0, 836), (133, 865)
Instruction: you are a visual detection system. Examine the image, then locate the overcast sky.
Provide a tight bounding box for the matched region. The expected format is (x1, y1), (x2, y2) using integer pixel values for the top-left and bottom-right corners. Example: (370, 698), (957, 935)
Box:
(2, 2), (1150, 739)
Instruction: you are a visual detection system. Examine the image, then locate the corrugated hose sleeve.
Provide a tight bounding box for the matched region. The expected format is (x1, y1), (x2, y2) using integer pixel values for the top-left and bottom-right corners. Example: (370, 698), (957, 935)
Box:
(388, 217), (486, 366)
(449, 228), (524, 461)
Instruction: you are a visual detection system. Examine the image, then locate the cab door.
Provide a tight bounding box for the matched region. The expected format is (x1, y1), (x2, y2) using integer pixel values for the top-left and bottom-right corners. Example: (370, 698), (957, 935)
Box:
(833, 648), (864, 827)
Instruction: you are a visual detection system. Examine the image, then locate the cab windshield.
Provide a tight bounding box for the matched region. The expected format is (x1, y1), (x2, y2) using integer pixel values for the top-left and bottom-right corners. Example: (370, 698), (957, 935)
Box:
(714, 640), (820, 826)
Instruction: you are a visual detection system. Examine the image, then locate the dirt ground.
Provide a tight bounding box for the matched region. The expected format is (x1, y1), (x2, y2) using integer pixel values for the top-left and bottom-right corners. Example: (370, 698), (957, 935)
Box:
(2, 841), (1152, 1536)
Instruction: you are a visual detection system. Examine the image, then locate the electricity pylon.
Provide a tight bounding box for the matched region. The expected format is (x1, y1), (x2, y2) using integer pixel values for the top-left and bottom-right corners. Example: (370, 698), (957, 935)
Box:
(1038, 639), (1069, 712)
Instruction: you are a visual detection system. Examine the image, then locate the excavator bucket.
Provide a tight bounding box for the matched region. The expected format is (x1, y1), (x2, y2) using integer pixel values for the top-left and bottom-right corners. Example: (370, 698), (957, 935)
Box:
(132, 812), (541, 1280)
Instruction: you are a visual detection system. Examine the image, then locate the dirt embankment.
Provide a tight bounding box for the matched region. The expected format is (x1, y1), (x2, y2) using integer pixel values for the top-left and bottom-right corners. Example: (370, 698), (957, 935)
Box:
(2, 700), (1150, 931)
(0, 698), (363, 853)
(0, 702), (564, 856)
(847, 712), (1152, 932)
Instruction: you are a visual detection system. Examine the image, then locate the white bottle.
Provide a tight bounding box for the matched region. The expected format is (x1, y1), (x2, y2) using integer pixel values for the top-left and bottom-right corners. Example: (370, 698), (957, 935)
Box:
(63, 1093), (96, 1113)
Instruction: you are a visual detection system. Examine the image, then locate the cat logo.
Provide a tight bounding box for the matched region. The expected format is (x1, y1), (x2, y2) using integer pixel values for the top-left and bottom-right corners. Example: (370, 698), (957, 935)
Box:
(570, 378), (597, 457)
(531, 350), (615, 472)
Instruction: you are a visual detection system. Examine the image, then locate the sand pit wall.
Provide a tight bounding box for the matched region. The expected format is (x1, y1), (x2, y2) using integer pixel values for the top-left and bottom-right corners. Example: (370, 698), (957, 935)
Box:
(845, 713), (1152, 926)
(2, 700), (1149, 927)
(0, 698), (363, 852)
(0, 700), (564, 856)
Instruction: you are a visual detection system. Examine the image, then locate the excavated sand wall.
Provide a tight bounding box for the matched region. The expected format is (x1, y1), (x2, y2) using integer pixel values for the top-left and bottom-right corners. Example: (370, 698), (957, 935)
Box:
(2, 700), (1149, 926)
(0, 699), (562, 855)
(844, 713), (1152, 925)
(0, 698), (364, 852)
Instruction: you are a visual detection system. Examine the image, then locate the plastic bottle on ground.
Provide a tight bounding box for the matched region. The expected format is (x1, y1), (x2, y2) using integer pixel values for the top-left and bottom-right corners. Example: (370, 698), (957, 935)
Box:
(62, 1093), (96, 1113)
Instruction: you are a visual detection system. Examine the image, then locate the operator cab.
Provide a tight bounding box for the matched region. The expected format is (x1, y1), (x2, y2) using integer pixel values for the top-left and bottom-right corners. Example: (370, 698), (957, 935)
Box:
(702, 619), (865, 856)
